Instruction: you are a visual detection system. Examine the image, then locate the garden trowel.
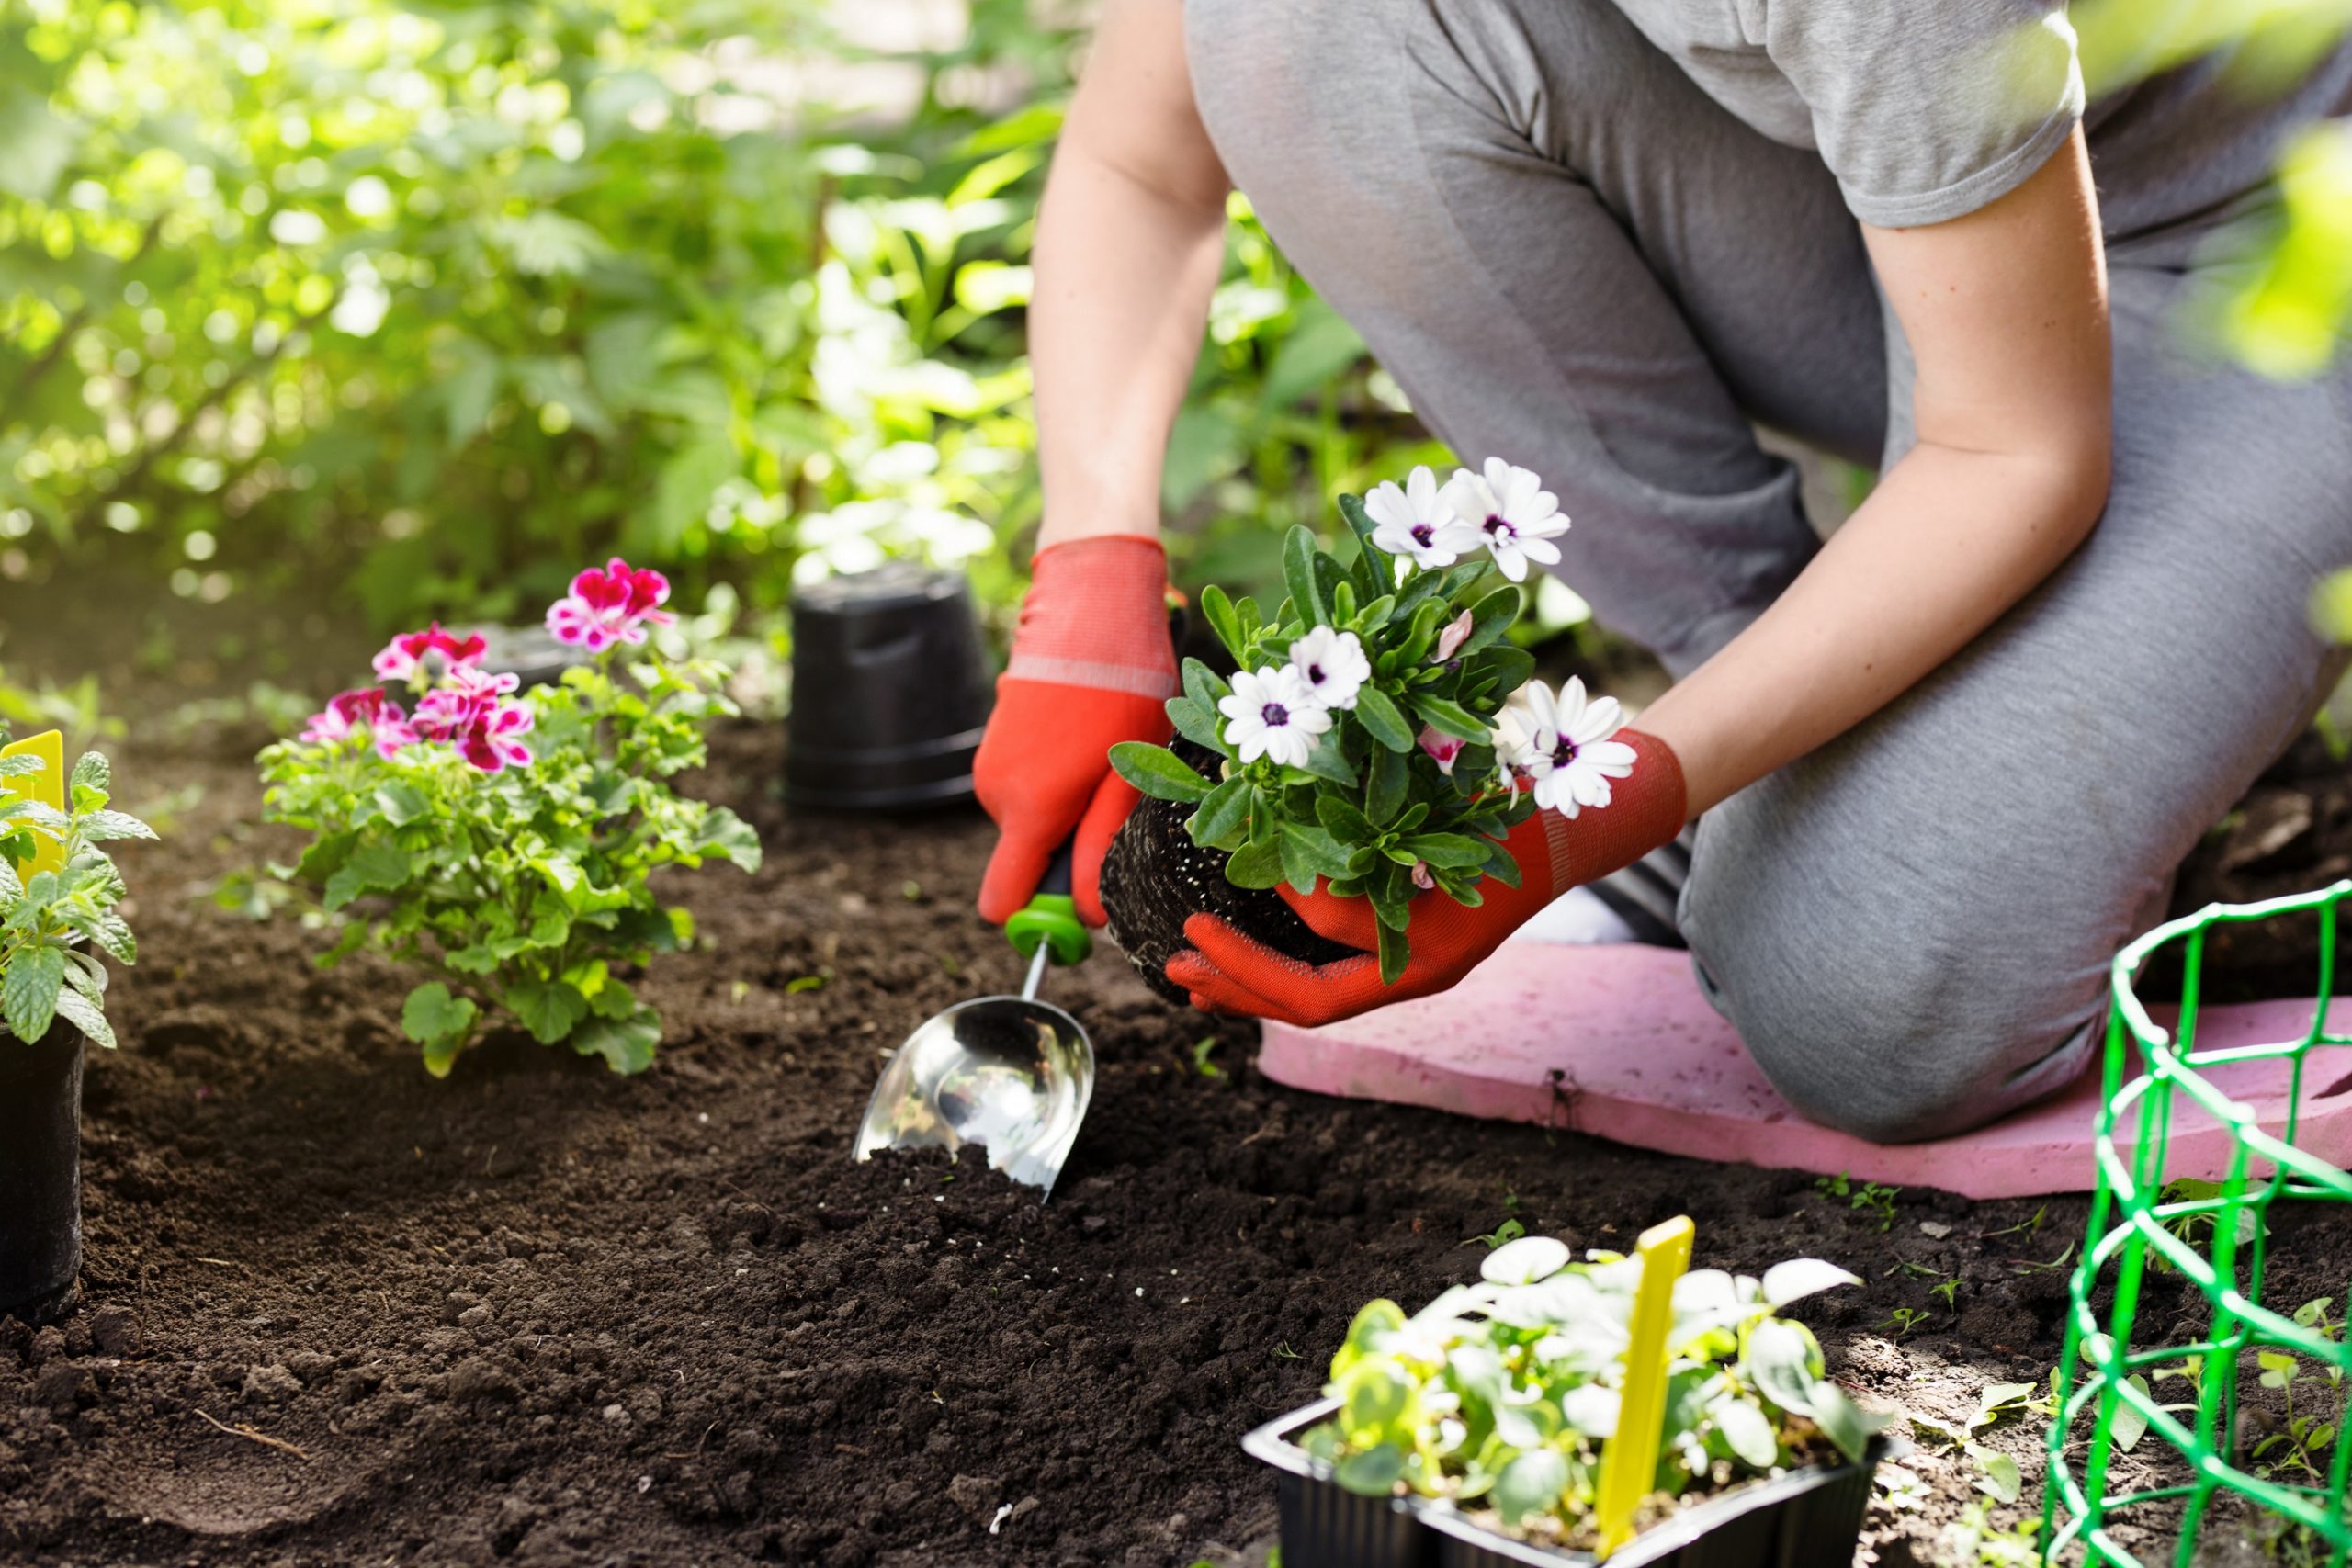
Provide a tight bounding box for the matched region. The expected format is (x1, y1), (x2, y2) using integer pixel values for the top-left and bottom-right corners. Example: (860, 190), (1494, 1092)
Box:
(853, 840), (1096, 1198)
(0, 729), (65, 878)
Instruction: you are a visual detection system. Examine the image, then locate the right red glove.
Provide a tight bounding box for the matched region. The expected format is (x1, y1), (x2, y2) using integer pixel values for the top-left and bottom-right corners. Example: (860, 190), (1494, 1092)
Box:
(974, 535), (1178, 927)
(1163, 730), (1687, 1026)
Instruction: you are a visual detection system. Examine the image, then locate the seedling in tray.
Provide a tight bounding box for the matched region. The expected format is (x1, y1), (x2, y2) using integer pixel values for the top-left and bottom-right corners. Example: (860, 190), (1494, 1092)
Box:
(1261, 1223), (1889, 1562)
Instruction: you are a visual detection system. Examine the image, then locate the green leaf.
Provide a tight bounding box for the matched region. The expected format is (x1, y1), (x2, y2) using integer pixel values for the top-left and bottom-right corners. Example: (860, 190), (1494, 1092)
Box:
(1479, 646), (1536, 699)
(1459, 587), (1522, 658)
(1199, 584), (1246, 663)
(1188, 776), (1254, 848)
(68, 752), (110, 793)
(1315, 795), (1377, 845)
(1286, 824), (1356, 879)
(325, 841), (413, 909)
(1367, 743), (1408, 825)
(507, 979), (591, 1045)
(695, 807), (763, 874)
(1969, 1443), (2022, 1505)
(1400, 833), (1489, 869)
(0, 754), (44, 779)
(1746, 1318), (1826, 1418)
(75, 809), (156, 843)
(1108, 742), (1212, 804)
(1166, 696), (1223, 753)
(1336, 491), (1395, 601)
(373, 781), (430, 827)
(1353, 686), (1414, 752)
(3, 946), (67, 1043)
(401, 982), (480, 1076)
(1493, 1448), (1570, 1528)
(1332, 1443), (1408, 1498)
(573, 1008), (661, 1075)
(1278, 829), (1318, 896)
(1408, 693), (1491, 743)
(1714, 1397), (1781, 1468)
(1226, 839), (1285, 889)
(1294, 734), (1359, 786)
(1283, 525), (1328, 628)
(84, 911), (135, 965)
(52, 987), (113, 1051)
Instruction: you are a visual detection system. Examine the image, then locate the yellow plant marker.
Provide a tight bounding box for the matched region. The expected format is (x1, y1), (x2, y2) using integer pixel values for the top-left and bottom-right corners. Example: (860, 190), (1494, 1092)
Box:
(0, 728), (65, 878)
(1595, 1214), (1695, 1560)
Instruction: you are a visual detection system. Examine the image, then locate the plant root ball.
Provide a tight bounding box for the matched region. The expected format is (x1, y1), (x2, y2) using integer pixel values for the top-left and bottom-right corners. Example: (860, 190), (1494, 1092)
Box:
(1099, 743), (1358, 1006)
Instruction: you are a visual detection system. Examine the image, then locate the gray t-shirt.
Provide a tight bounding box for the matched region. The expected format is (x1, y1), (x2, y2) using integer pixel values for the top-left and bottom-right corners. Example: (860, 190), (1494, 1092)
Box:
(1607, 0), (2352, 235)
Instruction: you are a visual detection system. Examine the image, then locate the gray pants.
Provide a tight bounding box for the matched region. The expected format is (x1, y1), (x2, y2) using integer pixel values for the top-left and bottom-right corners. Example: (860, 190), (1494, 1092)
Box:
(1184, 0), (2352, 1141)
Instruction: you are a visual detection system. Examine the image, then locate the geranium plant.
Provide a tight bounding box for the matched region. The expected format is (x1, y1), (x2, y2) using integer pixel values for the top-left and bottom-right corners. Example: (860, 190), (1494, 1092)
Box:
(258, 559), (762, 1077)
(1108, 459), (1629, 981)
(1304, 1235), (1888, 1548)
(2, 731), (154, 1048)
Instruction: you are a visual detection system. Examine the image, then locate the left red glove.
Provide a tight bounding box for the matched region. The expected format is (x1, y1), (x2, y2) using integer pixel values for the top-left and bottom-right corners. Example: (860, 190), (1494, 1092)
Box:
(973, 536), (1179, 928)
(1163, 730), (1687, 1027)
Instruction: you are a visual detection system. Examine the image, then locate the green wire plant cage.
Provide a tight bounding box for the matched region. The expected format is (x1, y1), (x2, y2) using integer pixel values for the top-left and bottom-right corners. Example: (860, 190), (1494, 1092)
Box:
(2045, 884), (2352, 1566)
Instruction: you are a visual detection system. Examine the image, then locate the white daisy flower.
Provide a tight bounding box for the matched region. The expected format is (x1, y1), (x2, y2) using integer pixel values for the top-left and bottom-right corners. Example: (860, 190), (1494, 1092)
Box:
(1503, 677), (1636, 818)
(1287, 626), (1371, 711)
(1442, 457), (1569, 583)
(1364, 465), (1481, 570)
(1218, 665), (1334, 769)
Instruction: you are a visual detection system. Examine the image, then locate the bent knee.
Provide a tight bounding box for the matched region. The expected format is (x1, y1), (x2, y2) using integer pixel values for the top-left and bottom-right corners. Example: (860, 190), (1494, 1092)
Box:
(1698, 955), (2100, 1145)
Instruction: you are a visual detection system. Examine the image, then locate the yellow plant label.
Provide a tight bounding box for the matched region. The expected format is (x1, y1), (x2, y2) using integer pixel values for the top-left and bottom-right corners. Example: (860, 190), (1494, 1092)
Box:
(1596, 1213), (1695, 1560)
(1, 728), (66, 878)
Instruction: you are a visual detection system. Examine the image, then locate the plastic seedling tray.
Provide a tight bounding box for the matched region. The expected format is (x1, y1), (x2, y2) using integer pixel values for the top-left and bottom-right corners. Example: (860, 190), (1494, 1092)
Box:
(1243, 1398), (1883, 1568)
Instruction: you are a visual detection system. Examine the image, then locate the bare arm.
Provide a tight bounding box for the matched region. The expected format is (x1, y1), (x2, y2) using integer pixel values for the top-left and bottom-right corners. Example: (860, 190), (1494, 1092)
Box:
(1638, 130), (2113, 814)
(1032, 0), (1230, 547)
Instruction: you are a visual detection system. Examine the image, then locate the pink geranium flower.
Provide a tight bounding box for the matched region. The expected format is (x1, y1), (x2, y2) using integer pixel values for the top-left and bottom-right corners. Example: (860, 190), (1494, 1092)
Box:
(373, 623), (489, 683)
(546, 557), (675, 651)
(300, 687), (418, 759)
(412, 683), (534, 773)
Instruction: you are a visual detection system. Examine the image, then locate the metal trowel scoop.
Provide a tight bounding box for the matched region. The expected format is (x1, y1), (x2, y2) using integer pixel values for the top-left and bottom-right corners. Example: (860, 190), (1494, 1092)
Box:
(853, 841), (1095, 1197)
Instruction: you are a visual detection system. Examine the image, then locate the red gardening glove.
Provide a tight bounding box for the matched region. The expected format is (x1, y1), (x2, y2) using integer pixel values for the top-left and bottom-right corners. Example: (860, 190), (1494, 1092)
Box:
(1163, 731), (1688, 1026)
(974, 535), (1179, 927)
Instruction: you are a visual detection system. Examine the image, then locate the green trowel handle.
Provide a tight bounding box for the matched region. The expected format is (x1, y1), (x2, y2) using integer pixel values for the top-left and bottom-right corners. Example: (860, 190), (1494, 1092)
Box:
(1007, 840), (1092, 967)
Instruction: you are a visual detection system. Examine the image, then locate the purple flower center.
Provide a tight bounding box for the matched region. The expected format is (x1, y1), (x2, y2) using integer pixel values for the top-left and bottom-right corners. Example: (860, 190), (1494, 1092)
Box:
(1306, 663), (1325, 683)
(1261, 702), (1291, 728)
(1411, 523), (1435, 547)
(1484, 513), (1515, 540)
(1550, 736), (1579, 768)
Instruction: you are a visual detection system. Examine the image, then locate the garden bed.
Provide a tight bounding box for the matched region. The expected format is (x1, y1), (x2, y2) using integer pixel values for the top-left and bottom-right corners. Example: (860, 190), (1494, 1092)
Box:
(4, 715), (2350, 1566)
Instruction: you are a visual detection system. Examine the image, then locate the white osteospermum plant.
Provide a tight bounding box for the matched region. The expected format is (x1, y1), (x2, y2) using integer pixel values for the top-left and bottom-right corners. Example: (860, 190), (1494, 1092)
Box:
(1303, 1236), (1889, 1545)
(1, 735), (154, 1049)
(1109, 461), (1646, 982)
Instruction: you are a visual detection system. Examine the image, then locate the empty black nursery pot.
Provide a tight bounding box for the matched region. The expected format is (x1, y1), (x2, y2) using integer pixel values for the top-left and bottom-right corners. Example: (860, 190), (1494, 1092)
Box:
(470, 624), (576, 690)
(1, 1021), (86, 1325)
(1100, 741), (1357, 1005)
(786, 562), (993, 811)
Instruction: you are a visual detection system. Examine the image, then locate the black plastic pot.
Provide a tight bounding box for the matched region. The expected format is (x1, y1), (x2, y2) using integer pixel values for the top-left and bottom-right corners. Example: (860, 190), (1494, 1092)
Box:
(1, 1021), (85, 1325)
(785, 563), (993, 811)
(1100, 741), (1356, 1004)
(470, 624), (575, 690)
(1243, 1399), (1882, 1568)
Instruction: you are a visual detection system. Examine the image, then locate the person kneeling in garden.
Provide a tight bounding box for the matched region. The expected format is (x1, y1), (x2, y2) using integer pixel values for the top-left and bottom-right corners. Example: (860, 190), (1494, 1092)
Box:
(969, 0), (2352, 1145)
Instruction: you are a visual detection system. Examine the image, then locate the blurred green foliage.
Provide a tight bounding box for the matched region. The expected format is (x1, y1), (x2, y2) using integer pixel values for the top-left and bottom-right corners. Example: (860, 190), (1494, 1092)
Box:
(1, 0), (2342, 659)
(0, 0), (1449, 644)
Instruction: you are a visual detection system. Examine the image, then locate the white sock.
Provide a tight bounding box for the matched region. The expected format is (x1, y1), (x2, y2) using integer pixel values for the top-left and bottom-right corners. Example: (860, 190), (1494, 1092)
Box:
(1510, 885), (1640, 946)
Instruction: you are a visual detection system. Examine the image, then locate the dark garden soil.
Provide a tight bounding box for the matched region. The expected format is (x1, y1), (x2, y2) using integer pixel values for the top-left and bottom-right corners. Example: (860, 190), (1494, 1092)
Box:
(4, 709), (2351, 1567)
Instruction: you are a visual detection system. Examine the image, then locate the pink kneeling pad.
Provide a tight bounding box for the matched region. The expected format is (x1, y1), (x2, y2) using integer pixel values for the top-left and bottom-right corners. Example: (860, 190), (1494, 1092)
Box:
(1254, 942), (2352, 1199)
